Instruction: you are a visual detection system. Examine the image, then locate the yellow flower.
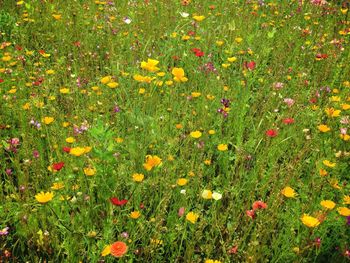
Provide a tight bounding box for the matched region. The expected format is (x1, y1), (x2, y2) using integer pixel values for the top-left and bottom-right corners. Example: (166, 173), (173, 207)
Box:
(191, 92), (201, 98)
(323, 160), (336, 168)
(193, 15), (205, 22)
(100, 76), (112, 84)
(204, 159), (211, 165)
(130, 211), (141, 219)
(143, 155), (162, 171)
(177, 178), (188, 186)
(319, 169), (328, 176)
(205, 260), (222, 263)
(342, 104), (350, 110)
(52, 14), (62, 20)
(46, 69), (55, 75)
(132, 173), (144, 182)
(281, 186), (297, 198)
(107, 82), (119, 88)
(216, 40), (224, 46)
(141, 59), (160, 72)
(172, 67), (188, 82)
(318, 124), (331, 132)
(217, 144), (228, 151)
(325, 107), (341, 117)
(51, 182), (64, 190)
(65, 137), (75, 143)
(330, 179), (342, 190)
(320, 200), (336, 210)
(60, 88), (70, 94)
(186, 212), (199, 224)
(337, 207), (350, 216)
(43, 117), (54, 125)
(301, 214), (320, 228)
(190, 131), (202, 138)
(340, 134), (350, 141)
(101, 245), (111, 256)
(70, 147), (87, 156)
(35, 192), (54, 203)
(84, 167), (96, 176)
(208, 130), (215, 135)
(201, 190), (212, 199)
(235, 37), (243, 43)
(227, 56), (237, 62)
(343, 195), (350, 205)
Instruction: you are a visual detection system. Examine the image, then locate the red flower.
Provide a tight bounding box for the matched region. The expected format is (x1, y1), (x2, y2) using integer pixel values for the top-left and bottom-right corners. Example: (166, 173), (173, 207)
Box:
(52, 162), (65, 171)
(228, 245), (238, 254)
(266, 129), (278, 137)
(244, 61), (256, 71)
(110, 197), (128, 206)
(0, 79), (4, 83)
(252, 200), (267, 210)
(282, 118), (295, 124)
(246, 209), (256, 219)
(63, 147), (71, 153)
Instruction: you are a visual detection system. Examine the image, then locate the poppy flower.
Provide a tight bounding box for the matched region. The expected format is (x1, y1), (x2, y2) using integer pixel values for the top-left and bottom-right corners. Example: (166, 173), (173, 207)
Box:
(110, 197), (128, 206)
(282, 118), (295, 124)
(252, 200), (268, 210)
(246, 209), (256, 219)
(266, 129), (278, 137)
(0, 79), (4, 83)
(63, 146), (71, 153)
(110, 241), (128, 258)
(244, 61), (256, 71)
(52, 162), (65, 171)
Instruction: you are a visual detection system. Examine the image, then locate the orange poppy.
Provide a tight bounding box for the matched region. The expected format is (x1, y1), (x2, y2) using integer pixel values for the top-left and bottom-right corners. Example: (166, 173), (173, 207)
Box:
(110, 241), (128, 258)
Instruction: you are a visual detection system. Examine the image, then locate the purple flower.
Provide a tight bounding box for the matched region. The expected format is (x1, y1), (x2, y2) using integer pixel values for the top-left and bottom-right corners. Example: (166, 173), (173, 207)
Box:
(347, 216), (350, 226)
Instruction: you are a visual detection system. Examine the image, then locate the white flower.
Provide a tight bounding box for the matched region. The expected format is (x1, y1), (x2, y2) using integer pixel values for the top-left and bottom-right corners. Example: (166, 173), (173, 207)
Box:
(180, 189), (186, 195)
(180, 12), (189, 18)
(212, 192), (222, 201)
(123, 17), (132, 24)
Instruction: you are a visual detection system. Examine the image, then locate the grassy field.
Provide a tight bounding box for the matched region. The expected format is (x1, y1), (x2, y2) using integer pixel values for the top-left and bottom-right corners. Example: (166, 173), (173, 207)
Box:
(1, 0), (350, 262)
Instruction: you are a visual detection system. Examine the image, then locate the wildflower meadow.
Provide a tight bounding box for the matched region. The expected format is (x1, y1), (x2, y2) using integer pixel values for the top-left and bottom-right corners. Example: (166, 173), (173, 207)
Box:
(1, 0), (350, 262)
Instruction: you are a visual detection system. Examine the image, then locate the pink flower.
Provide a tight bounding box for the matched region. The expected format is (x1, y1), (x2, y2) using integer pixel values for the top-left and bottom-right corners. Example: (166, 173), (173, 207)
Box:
(178, 207), (185, 217)
(283, 98), (295, 107)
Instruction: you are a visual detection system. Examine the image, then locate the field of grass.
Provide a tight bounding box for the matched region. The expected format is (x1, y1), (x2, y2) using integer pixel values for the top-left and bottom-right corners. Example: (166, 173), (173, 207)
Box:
(1, 0), (350, 262)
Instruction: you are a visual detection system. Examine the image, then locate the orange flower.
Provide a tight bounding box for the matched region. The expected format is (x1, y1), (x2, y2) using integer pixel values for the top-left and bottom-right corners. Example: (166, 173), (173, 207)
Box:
(110, 241), (128, 258)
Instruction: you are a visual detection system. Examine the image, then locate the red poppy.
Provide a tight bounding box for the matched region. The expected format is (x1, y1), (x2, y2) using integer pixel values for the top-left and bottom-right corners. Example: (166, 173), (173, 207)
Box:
(38, 50), (46, 55)
(252, 200), (268, 210)
(63, 147), (71, 153)
(282, 118), (295, 124)
(52, 162), (65, 171)
(309, 97), (317, 104)
(110, 197), (128, 206)
(15, 45), (23, 51)
(244, 61), (256, 71)
(0, 79), (4, 83)
(246, 209), (256, 219)
(266, 129), (278, 137)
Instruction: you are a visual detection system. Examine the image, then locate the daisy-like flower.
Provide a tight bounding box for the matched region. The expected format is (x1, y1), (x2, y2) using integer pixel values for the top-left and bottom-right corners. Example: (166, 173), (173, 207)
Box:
(301, 214), (320, 228)
(35, 191), (54, 203)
